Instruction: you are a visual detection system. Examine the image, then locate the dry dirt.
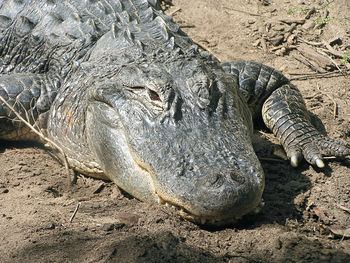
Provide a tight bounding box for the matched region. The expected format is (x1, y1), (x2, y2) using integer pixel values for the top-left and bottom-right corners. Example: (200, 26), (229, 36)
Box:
(1, 0), (350, 262)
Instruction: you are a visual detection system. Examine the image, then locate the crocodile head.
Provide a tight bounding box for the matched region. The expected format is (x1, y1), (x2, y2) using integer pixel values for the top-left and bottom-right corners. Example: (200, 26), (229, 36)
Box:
(85, 55), (265, 226)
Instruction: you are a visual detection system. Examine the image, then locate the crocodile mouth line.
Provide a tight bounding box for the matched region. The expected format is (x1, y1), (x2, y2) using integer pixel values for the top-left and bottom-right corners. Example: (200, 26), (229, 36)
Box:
(156, 194), (265, 226)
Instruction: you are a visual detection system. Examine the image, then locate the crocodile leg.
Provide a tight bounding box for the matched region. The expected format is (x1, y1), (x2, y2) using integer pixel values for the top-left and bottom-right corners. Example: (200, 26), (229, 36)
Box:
(222, 60), (350, 167)
(0, 73), (59, 141)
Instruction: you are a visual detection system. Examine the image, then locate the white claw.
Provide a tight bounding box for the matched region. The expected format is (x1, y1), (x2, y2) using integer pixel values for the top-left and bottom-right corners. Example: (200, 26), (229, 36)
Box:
(290, 155), (299, 167)
(316, 158), (325, 168)
(157, 197), (161, 204)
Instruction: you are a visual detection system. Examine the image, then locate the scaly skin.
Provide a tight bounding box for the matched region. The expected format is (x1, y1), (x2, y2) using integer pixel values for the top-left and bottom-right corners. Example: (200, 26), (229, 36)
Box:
(0, 0), (349, 226)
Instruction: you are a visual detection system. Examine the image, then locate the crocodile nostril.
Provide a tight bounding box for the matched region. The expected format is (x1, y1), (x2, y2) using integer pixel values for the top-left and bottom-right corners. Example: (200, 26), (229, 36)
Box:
(229, 170), (246, 185)
(210, 173), (220, 184)
(204, 173), (223, 188)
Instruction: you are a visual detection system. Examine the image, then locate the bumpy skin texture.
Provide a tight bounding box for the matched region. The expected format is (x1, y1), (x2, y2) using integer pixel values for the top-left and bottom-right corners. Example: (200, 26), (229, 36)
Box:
(0, 0), (349, 226)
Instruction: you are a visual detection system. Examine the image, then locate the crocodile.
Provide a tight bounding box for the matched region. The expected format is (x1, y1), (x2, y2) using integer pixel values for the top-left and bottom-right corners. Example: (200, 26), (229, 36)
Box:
(0, 0), (349, 226)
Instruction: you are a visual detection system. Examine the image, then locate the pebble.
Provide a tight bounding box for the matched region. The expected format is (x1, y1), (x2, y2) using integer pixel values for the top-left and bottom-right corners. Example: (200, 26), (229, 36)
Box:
(273, 25), (285, 31)
(116, 212), (141, 226)
(248, 19), (256, 24)
(274, 238), (283, 249)
(302, 20), (315, 31)
(275, 47), (287, 56)
(103, 223), (115, 232)
(2, 189), (9, 193)
(270, 36), (284, 46)
(114, 222), (125, 229)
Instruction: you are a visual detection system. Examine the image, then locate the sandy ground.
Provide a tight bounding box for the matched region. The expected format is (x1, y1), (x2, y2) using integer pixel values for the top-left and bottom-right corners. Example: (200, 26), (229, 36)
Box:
(1, 0), (350, 262)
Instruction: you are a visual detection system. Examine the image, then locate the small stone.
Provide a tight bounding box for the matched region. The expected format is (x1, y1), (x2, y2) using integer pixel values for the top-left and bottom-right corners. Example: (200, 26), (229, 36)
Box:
(31, 169), (42, 176)
(48, 223), (56, 230)
(302, 20), (315, 31)
(251, 25), (259, 32)
(103, 223), (115, 231)
(114, 223), (125, 229)
(275, 47), (287, 56)
(116, 212), (141, 226)
(248, 19), (256, 24)
(268, 32), (278, 38)
(2, 189), (9, 193)
(274, 238), (283, 249)
(7, 165), (21, 172)
(155, 218), (164, 223)
(273, 25), (285, 31)
(270, 36), (284, 46)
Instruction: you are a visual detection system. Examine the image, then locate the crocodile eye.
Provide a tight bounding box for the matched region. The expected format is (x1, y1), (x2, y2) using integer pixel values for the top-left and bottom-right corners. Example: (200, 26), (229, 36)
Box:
(148, 89), (161, 101)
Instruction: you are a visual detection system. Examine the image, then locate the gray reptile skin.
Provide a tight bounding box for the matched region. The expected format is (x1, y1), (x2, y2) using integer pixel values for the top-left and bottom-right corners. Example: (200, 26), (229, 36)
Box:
(0, 0), (349, 226)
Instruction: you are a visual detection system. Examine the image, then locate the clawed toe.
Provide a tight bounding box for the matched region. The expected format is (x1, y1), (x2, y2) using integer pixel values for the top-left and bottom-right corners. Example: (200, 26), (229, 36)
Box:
(287, 137), (350, 168)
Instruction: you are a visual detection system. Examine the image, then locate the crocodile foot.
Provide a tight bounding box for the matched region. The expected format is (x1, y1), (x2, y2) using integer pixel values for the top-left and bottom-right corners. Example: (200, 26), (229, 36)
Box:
(287, 135), (350, 168)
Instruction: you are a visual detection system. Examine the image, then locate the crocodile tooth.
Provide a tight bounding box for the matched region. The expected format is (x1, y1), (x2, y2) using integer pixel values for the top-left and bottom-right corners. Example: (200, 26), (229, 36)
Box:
(200, 217), (206, 225)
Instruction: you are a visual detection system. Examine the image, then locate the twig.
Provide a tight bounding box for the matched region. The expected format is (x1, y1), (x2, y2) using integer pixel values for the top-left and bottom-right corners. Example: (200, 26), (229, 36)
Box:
(289, 69), (350, 81)
(297, 44), (331, 70)
(298, 37), (345, 59)
(325, 93), (338, 119)
(93, 183), (105, 194)
(315, 83), (338, 119)
(260, 38), (268, 52)
(317, 49), (343, 74)
(304, 7), (316, 19)
(169, 7), (181, 16)
(323, 43), (345, 58)
(69, 202), (81, 223)
(298, 37), (323, 47)
(293, 54), (323, 73)
(223, 7), (262, 17)
(279, 18), (305, 25)
(338, 204), (350, 214)
(194, 40), (222, 63)
(0, 95), (73, 178)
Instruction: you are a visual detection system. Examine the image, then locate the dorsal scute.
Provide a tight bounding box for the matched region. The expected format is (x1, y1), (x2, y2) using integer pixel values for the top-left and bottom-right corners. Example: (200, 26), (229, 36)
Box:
(137, 7), (154, 23)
